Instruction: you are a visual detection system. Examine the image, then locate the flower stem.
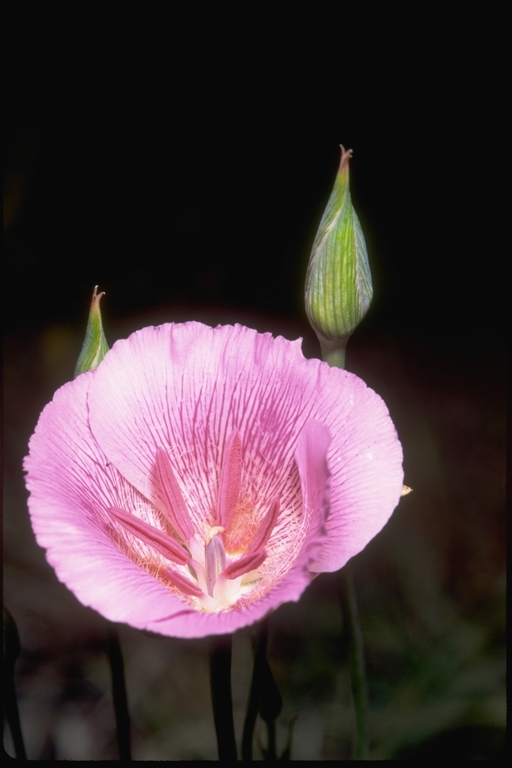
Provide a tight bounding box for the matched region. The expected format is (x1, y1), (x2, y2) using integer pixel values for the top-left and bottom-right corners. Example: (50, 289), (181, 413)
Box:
(259, 651), (282, 761)
(107, 629), (132, 761)
(242, 617), (269, 760)
(319, 339), (369, 760)
(208, 634), (238, 760)
(265, 718), (277, 761)
(3, 609), (27, 760)
(339, 565), (368, 760)
(319, 337), (348, 370)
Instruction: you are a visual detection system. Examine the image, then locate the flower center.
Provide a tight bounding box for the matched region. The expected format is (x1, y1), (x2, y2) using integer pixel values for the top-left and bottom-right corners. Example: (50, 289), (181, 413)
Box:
(108, 432), (282, 612)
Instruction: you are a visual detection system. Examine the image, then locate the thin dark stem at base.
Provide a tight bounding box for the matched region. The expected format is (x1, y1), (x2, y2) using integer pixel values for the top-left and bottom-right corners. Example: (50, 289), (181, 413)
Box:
(107, 629), (132, 761)
(209, 634), (238, 760)
(242, 617), (270, 760)
(259, 642), (282, 760)
(265, 718), (277, 761)
(4, 672), (27, 760)
(339, 564), (368, 760)
(3, 608), (27, 760)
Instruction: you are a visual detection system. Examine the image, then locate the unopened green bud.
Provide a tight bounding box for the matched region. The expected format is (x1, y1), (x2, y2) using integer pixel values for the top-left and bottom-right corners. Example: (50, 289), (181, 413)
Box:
(74, 286), (110, 377)
(305, 146), (372, 368)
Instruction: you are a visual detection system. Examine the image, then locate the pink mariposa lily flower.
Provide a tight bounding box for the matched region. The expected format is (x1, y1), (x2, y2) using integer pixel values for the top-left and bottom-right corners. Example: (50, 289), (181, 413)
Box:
(24, 323), (403, 638)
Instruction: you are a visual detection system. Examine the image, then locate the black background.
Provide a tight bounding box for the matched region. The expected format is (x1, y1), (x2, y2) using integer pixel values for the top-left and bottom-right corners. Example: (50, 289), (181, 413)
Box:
(5, 10), (506, 348)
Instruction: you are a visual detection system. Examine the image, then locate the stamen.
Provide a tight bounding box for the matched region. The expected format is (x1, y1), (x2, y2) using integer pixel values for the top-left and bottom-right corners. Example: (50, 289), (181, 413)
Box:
(164, 567), (203, 597)
(223, 549), (267, 580)
(109, 506), (188, 565)
(217, 431), (242, 528)
(246, 496), (280, 554)
(155, 448), (194, 541)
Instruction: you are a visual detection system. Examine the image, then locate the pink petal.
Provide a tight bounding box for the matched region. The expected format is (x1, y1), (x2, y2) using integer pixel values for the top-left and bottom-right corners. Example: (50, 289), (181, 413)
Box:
(306, 369), (404, 572)
(87, 324), (318, 534)
(294, 420), (331, 539)
(24, 373), (197, 632)
(24, 322), (403, 639)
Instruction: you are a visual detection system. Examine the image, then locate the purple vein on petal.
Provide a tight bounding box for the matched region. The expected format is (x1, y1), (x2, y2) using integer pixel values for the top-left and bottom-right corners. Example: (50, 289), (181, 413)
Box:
(217, 431), (242, 528)
(109, 506), (189, 565)
(155, 448), (194, 541)
(164, 567), (204, 597)
(223, 549), (267, 580)
(246, 496), (280, 555)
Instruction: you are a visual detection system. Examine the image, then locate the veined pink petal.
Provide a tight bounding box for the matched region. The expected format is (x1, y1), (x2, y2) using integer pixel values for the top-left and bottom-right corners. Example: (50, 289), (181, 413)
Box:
(307, 374), (403, 572)
(24, 322), (403, 638)
(294, 420), (331, 540)
(23, 373), (197, 632)
(87, 324), (316, 534)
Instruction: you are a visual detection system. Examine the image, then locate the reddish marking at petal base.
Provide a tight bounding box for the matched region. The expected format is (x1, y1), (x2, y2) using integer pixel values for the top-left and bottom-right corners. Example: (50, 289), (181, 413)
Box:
(155, 448), (194, 541)
(109, 506), (188, 565)
(164, 567), (204, 597)
(217, 431), (242, 528)
(223, 549), (267, 580)
(222, 497), (259, 554)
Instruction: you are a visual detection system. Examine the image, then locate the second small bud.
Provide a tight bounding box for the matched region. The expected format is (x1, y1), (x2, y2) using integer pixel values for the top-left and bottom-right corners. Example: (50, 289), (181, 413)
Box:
(74, 286), (110, 378)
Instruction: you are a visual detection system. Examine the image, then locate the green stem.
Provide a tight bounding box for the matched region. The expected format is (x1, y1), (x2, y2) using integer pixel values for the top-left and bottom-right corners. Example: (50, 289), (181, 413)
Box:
(259, 655), (282, 761)
(208, 634), (238, 760)
(319, 333), (368, 759)
(3, 608), (26, 760)
(242, 618), (269, 760)
(318, 337), (348, 370)
(339, 565), (368, 760)
(4, 668), (26, 760)
(265, 718), (277, 761)
(107, 630), (132, 761)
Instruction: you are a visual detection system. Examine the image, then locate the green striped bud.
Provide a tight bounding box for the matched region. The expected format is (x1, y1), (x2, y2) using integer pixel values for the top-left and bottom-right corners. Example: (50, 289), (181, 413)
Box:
(305, 146), (372, 368)
(74, 286), (110, 377)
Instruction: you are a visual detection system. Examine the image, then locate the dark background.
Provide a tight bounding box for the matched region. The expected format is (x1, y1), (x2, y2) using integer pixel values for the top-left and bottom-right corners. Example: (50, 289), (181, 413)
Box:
(4, 9), (505, 759)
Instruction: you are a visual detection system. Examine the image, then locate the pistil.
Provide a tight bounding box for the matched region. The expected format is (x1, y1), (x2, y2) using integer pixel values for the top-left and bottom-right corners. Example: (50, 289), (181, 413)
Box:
(205, 533), (227, 596)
